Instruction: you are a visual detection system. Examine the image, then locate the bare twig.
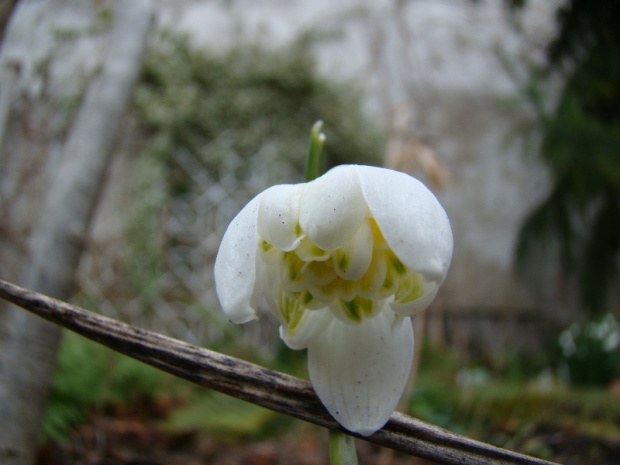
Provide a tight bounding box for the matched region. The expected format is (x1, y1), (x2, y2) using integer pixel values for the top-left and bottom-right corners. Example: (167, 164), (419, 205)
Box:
(0, 279), (558, 465)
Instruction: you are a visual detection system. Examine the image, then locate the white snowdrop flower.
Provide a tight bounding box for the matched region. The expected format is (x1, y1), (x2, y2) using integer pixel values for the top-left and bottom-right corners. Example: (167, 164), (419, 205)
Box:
(215, 164), (453, 436)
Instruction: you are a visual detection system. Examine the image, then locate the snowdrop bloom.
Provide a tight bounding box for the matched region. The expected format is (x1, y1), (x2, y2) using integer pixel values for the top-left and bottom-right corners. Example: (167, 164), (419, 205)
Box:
(215, 165), (452, 436)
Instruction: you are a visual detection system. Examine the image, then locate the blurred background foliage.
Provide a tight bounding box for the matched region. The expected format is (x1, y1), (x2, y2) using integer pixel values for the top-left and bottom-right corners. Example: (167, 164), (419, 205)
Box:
(134, 31), (383, 194)
(509, 0), (620, 316)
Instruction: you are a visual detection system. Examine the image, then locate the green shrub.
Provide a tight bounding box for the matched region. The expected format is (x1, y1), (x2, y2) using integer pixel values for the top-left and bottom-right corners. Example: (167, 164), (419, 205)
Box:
(133, 31), (384, 190)
(557, 313), (620, 386)
(42, 331), (173, 441)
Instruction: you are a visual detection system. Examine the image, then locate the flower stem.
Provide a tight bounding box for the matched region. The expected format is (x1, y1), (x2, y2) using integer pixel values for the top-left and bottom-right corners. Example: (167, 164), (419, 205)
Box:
(329, 430), (359, 465)
(308, 120), (356, 465)
(308, 124), (357, 465)
(305, 120), (326, 182)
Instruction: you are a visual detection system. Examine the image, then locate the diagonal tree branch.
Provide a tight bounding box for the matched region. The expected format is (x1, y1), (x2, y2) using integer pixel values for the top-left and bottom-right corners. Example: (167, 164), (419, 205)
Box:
(0, 279), (558, 465)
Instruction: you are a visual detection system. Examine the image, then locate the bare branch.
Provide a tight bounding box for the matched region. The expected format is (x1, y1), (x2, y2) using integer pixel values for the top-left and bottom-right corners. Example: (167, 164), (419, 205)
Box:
(0, 279), (558, 465)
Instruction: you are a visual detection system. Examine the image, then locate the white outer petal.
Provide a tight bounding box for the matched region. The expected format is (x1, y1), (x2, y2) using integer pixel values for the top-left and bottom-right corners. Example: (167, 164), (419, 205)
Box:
(299, 165), (367, 250)
(214, 196), (261, 324)
(308, 309), (414, 436)
(257, 184), (303, 252)
(355, 165), (453, 283)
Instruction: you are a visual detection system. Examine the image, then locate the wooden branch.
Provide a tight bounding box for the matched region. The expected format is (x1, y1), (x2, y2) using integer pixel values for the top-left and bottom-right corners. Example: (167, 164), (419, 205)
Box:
(0, 279), (558, 465)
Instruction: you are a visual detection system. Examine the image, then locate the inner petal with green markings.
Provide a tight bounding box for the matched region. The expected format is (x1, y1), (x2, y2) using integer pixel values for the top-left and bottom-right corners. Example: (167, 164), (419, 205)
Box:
(261, 217), (425, 326)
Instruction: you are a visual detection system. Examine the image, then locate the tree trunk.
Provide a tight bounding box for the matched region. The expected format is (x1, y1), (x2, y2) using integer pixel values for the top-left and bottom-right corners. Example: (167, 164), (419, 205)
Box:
(0, 0), (18, 46)
(0, 1), (151, 463)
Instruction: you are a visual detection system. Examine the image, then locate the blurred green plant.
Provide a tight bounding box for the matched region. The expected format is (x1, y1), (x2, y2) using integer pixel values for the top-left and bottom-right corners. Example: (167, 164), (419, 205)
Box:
(52, 6), (112, 40)
(124, 152), (168, 306)
(410, 341), (620, 458)
(43, 329), (305, 442)
(507, 0), (620, 315)
(133, 31), (383, 194)
(557, 313), (620, 386)
(42, 331), (174, 441)
(164, 391), (293, 441)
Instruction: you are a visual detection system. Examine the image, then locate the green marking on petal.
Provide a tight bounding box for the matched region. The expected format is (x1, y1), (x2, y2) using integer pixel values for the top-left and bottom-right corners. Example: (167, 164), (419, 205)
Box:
(338, 296), (375, 323)
(304, 260), (337, 288)
(336, 252), (349, 273)
(263, 201), (424, 322)
(386, 250), (407, 275)
(381, 273), (394, 292)
(280, 251), (308, 293)
(310, 244), (327, 258)
(295, 236), (330, 261)
(396, 273), (425, 304)
(260, 240), (282, 264)
(279, 291), (306, 336)
(302, 290), (315, 305)
(339, 299), (362, 322)
(284, 252), (302, 281)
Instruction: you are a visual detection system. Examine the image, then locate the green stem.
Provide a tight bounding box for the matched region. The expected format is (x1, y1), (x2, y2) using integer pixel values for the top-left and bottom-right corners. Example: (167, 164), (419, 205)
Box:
(305, 121), (354, 464)
(329, 430), (359, 465)
(307, 122), (355, 464)
(305, 120), (326, 182)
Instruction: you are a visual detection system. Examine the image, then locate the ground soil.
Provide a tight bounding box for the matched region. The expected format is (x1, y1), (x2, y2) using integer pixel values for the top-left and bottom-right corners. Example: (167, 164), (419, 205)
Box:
(36, 399), (620, 465)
